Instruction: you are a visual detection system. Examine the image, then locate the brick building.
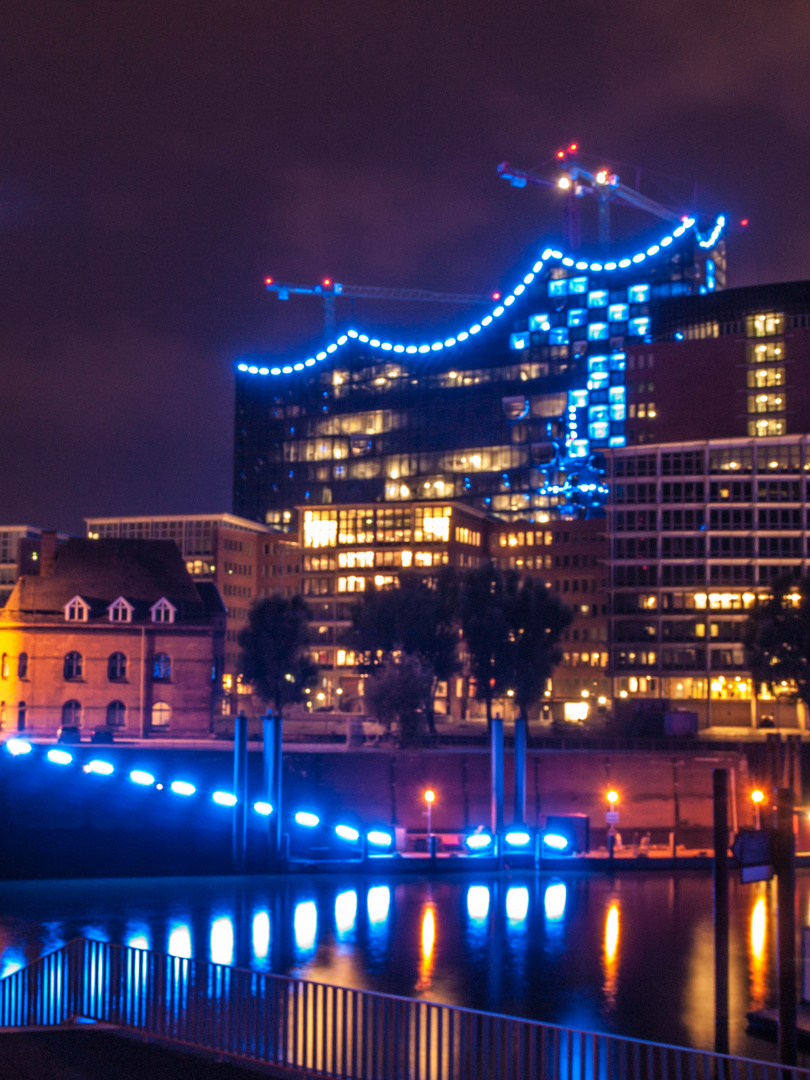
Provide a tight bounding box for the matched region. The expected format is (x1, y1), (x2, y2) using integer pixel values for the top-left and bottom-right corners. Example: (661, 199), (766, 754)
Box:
(0, 537), (225, 737)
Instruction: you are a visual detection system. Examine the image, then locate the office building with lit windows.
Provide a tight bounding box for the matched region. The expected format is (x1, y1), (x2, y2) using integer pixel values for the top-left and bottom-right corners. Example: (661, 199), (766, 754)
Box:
(234, 216), (726, 528)
(607, 435), (810, 730)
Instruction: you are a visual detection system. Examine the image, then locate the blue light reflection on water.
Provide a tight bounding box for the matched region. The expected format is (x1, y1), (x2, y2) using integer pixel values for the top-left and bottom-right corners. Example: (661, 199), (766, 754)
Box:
(252, 910), (270, 964)
(0, 870), (801, 1064)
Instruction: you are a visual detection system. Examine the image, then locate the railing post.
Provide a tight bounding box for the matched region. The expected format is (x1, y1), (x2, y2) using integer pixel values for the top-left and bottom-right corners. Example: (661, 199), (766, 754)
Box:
(233, 711), (249, 872)
(263, 708), (284, 866)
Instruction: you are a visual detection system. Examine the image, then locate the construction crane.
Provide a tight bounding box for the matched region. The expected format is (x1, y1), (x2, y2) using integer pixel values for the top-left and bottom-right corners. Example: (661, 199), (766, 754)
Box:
(264, 277), (499, 336)
(498, 143), (698, 249)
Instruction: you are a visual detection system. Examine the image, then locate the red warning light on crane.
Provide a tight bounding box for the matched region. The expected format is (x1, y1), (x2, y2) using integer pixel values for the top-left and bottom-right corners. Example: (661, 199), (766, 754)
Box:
(556, 149), (566, 160)
(322, 278), (332, 288)
(492, 292), (501, 301)
(265, 277), (273, 285)
(740, 219), (749, 227)
(568, 143), (578, 153)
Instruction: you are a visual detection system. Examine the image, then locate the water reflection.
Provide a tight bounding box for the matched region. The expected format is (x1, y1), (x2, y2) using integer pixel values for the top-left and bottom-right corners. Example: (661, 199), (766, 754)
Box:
(335, 890), (357, 938)
(366, 886), (390, 925)
(506, 886), (529, 923)
(294, 901), (317, 951)
(168, 923), (192, 959)
(417, 906), (436, 990)
(210, 917), (234, 965)
(749, 893), (767, 1010)
(252, 910), (270, 962)
(603, 903), (620, 1010)
(466, 885), (490, 922)
(0, 870), (807, 1064)
(544, 883), (566, 921)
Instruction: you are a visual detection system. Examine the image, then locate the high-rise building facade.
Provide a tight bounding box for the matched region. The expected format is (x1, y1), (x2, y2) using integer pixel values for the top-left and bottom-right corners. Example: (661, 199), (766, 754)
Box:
(606, 435), (810, 729)
(234, 218), (726, 528)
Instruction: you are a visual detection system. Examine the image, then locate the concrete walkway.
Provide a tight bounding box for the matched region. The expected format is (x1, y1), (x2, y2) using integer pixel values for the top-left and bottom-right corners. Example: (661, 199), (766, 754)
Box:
(0, 1028), (264, 1079)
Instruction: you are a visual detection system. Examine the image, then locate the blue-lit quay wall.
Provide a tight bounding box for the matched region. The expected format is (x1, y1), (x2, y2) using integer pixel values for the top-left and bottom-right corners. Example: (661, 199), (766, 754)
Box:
(0, 743), (747, 878)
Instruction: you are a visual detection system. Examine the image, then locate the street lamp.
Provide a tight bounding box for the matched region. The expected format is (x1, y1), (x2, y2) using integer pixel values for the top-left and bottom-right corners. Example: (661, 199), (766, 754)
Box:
(752, 788), (764, 830)
(606, 789), (619, 859)
(424, 789), (435, 837)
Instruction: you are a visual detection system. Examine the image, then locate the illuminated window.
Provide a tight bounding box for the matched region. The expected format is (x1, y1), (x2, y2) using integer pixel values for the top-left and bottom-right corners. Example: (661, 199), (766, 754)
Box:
(587, 290), (608, 308)
(588, 323), (609, 341)
(337, 576), (366, 593)
(748, 341), (784, 363)
(748, 366), (784, 389)
(509, 333), (528, 351)
(627, 284), (650, 303)
(528, 313), (550, 331)
(748, 393), (785, 414)
(628, 317), (650, 336)
(153, 653), (171, 681)
(747, 313), (784, 338)
(303, 514), (337, 548)
(63, 651), (83, 680)
(608, 303), (629, 322)
(569, 276), (588, 294)
(548, 279), (568, 297)
(151, 702), (171, 728)
(567, 308), (587, 327)
(549, 327), (569, 345)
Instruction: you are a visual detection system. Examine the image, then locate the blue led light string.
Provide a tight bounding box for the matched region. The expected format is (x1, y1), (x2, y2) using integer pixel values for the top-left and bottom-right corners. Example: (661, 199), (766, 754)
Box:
(236, 216), (724, 377)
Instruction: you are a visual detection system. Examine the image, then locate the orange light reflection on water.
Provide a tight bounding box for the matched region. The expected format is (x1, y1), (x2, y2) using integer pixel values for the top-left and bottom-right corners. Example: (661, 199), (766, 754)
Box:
(603, 903), (620, 1010)
(749, 894), (767, 1011)
(416, 906), (436, 991)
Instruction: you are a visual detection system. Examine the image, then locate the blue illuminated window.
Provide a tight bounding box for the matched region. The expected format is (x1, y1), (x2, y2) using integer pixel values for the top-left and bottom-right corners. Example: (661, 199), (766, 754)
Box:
(628, 317), (650, 336)
(588, 322), (609, 341)
(569, 276), (588, 294)
(588, 355), (608, 373)
(153, 653), (172, 681)
(608, 386), (626, 404)
(609, 352), (626, 371)
(609, 403), (626, 421)
(608, 303), (629, 322)
(706, 258), (716, 291)
(528, 313), (550, 331)
(587, 373), (609, 390)
(628, 284), (650, 303)
(589, 405), (608, 424)
(569, 440), (589, 457)
(567, 308), (587, 327)
(569, 389), (588, 409)
(548, 279), (568, 297)
(510, 333), (528, 350)
(589, 422), (609, 440)
(587, 290), (608, 308)
(609, 435), (627, 447)
(549, 327), (569, 345)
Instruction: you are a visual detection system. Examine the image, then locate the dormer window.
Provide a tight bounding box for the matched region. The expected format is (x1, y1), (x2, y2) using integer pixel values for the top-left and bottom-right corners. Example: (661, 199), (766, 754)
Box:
(65, 596), (90, 622)
(108, 597), (134, 623)
(150, 598), (177, 624)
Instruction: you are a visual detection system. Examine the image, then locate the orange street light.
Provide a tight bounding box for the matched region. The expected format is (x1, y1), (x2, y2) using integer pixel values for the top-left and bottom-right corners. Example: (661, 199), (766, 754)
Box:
(752, 788), (764, 829)
(606, 790), (619, 805)
(424, 789), (435, 837)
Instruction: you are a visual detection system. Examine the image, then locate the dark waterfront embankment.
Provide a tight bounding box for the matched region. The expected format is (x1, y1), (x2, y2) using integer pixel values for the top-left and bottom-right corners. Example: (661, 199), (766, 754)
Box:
(0, 739), (800, 879)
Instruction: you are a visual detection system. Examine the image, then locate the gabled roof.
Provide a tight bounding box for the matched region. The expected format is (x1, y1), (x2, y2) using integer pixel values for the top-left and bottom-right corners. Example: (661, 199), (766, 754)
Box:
(1, 538), (213, 623)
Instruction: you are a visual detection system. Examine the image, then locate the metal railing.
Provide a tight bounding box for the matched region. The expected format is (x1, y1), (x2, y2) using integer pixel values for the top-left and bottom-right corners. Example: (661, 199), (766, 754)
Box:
(1, 938), (808, 1079)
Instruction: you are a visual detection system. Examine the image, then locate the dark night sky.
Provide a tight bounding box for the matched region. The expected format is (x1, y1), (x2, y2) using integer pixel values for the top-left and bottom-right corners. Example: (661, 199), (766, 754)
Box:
(2, 1), (809, 533)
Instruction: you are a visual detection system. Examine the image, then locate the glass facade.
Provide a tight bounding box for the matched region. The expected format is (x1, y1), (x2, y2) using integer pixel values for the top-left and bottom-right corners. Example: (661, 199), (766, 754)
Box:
(234, 229), (723, 528)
